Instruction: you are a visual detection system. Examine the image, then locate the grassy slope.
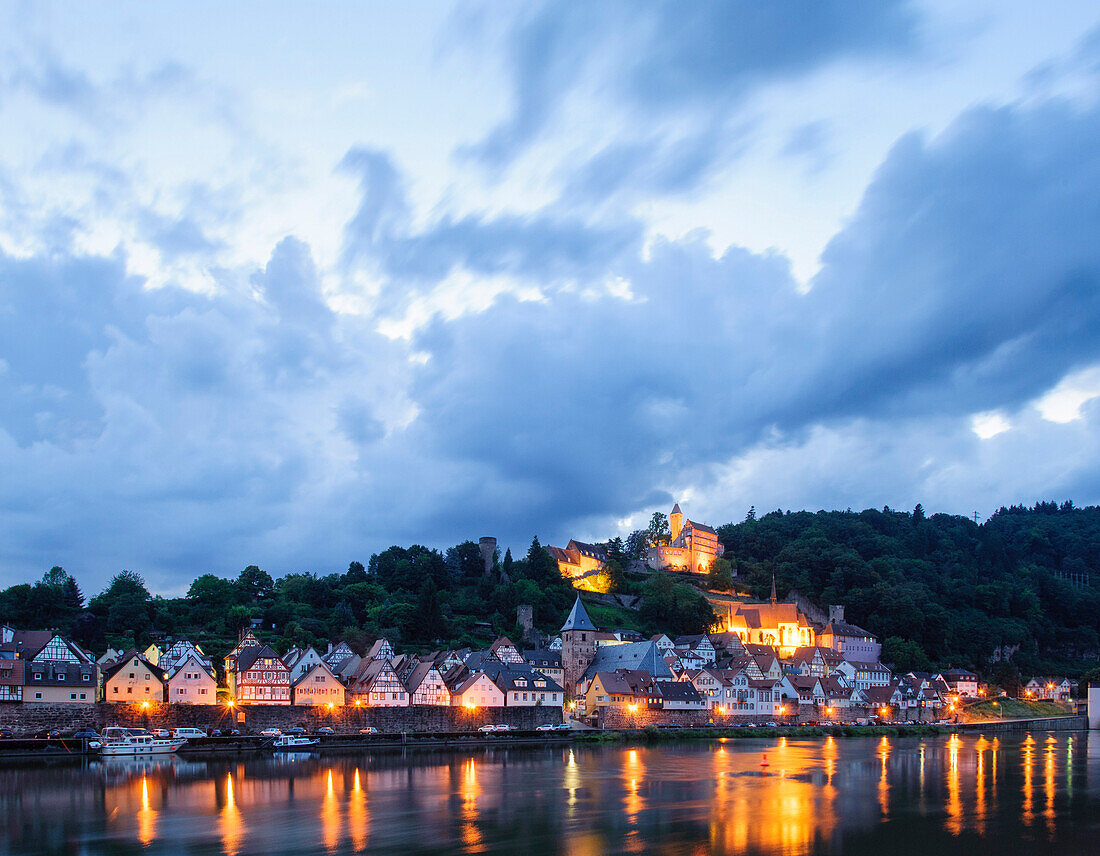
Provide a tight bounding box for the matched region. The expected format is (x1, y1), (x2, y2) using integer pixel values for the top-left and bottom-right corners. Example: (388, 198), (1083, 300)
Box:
(958, 698), (1073, 721)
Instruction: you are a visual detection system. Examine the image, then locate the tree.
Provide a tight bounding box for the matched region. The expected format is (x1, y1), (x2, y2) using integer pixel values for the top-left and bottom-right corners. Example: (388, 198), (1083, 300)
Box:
(912, 503), (926, 522)
(647, 512), (670, 546)
(624, 530), (648, 560)
(345, 561), (367, 583)
(415, 578), (446, 641)
(502, 548), (514, 579)
(706, 558), (734, 592)
(522, 537), (560, 585)
(236, 565), (274, 601)
(745, 506), (756, 522)
(882, 636), (932, 673)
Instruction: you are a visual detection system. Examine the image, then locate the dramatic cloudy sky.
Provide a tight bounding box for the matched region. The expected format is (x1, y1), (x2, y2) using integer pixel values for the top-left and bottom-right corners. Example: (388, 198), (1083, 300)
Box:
(3, 1), (1100, 593)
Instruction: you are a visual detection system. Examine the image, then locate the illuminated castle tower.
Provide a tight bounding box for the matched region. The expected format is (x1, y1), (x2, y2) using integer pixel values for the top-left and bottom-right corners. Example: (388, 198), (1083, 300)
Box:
(670, 503), (683, 542)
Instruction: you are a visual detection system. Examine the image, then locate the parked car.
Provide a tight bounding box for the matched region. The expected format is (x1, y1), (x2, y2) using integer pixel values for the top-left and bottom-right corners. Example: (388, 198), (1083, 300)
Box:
(0, 728), (13, 738)
(284, 726), (306, 737)
(477, 724), (497, 732)
(536, 724), (555, 731)
(171, 728), (208, 740)
(260, 728), (282, 738)
(228, 729), (242, 736)
(32, 729), (61, 739)
(315, 726), (335, 736)
(358, 727), (378, 735)
(494, 724), (513, 732)
(152, 729), (172, 738)
(209, 728), (222, 737)
(554, 723), (571, 731)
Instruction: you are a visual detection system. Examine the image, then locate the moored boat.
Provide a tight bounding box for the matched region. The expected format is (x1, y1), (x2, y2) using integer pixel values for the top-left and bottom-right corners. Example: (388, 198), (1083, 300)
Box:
(271, 734), (320, 751)
(100, 727), (187, 756)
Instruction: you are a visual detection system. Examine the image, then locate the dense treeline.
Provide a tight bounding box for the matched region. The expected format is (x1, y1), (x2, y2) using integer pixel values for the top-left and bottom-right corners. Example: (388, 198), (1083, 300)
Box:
(3, 500), (1098, 685)
(718, 502), (1100, 681)
(0, 538), (592, 670)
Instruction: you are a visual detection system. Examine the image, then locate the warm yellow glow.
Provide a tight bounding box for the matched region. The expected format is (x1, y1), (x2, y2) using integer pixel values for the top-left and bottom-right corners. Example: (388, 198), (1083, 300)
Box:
(227, 700), (235, 709)
(354, 699), (361, 707)
(824, 707), (832, 715)
(220, 772), (242, 856)
(326, 702), (335, 711)
(778, 705), (786, 715)
(628, 703), (638, 713)
(140, 701), (150, 710)
(137, 775), (156, 846)
(464, 700), (476, 709)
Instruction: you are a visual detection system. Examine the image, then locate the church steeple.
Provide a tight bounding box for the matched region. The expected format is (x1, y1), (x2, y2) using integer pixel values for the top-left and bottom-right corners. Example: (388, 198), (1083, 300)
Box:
(770, 574), (778, 605)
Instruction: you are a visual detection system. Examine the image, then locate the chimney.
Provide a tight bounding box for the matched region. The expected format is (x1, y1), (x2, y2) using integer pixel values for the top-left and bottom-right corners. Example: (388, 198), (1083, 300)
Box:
(828, 605), (845, 623)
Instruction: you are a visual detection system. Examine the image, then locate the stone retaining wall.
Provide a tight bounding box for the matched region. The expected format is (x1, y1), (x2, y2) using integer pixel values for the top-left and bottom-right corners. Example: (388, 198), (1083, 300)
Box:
(958, 715), (1087, 733)
(0, 702), (562, 736)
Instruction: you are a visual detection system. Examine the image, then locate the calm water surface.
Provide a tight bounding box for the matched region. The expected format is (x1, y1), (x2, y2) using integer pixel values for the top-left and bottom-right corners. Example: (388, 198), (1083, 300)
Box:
(1, 732), (1098, 855)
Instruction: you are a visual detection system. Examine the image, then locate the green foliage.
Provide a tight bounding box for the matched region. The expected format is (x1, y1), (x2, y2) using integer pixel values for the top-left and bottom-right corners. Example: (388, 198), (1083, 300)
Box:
(639, 573), (716, 635)
(705, 557), (734, 592)
(717, 502), (1100, 676)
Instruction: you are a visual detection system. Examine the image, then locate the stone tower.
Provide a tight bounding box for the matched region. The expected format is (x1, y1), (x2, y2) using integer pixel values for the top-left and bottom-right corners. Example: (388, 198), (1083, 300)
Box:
(560, 596), (597, 696)
(478, 537), (497, 578)
(670, 502), (683, 542)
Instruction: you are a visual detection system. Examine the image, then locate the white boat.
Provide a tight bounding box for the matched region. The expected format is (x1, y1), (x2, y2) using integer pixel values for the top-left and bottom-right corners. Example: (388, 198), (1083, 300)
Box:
(271, 734), (320, 751)
(99, 727), (187, 756)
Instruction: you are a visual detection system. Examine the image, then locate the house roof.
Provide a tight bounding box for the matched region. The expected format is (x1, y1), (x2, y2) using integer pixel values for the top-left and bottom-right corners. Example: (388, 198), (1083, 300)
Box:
(24, 660), (97, 687)
(822, 620), (876, 639)
(236, 645), (286, 674)
(403, 660), (444, 694)
(560, 597), (597, 633)
(593, 669), (656, 696)
(523, 650), (561, 668)
(165, 653), (216, 681)
(365, 639), (393, 660)
(684, 519), (716, 535)
(103, 651), (165, 682)
(291, 660), (339, 687)
(0, 630), (54, 660)
(582, 640), (674, 682)
(488, 664), (564, 694)
(657, 681), (702, 702)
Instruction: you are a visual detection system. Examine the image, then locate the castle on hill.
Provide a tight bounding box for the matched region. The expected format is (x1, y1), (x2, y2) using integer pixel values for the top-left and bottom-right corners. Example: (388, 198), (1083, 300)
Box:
(645, 503), (724, 573)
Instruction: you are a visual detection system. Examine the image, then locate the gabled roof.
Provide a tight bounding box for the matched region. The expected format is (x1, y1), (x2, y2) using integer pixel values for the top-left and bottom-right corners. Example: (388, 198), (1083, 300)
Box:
(103, 651), (166, 681)
(657, 681), (702, 702)
(592, 669), (656, 697)
(404, 660), (445, 694)
(683, 519), (716, 535)
(165, 652), (216, 681)
(236, 645), (286, 674)
(822, 620), (876, 639)
(560, 596), (597, 633)
(582, 640), (674, 681)
(523, 649), (562, 668)
(291, 660), (340, 687)
(366, 639), (394, 660)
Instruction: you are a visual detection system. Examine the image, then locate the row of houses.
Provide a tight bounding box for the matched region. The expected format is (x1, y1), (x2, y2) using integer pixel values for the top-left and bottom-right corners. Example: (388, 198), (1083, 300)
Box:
(559, 599), (993, 722)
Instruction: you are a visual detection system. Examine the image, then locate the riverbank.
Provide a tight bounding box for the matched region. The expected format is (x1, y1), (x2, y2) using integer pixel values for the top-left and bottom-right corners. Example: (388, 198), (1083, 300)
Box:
(575, 723), (955, 743)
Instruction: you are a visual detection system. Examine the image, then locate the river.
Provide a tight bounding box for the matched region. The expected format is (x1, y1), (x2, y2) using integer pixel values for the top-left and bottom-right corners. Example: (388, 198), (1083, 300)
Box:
(0, 731), (1097, 854)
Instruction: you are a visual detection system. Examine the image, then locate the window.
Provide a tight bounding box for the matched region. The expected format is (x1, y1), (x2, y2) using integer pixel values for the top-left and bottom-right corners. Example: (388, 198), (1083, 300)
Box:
(113, 686), (119, 694)
(35, 692), (42, 699)
(70, 693), (77, 700)
(127, 687), (133, 694)
(58, 673), (65, 681)
(82, 673), (90, 682)
(79, 693), (86, 700)
(33, 673), (41, 681)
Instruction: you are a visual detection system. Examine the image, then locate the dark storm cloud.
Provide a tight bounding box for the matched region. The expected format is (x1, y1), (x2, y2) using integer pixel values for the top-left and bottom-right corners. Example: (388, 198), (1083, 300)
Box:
(4, 59), (1100, 592)
(465, 0), (919, 196)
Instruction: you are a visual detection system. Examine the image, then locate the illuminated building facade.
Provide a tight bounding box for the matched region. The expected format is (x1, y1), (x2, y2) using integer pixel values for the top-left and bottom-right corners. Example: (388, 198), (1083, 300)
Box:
(646, 503), (724, 573)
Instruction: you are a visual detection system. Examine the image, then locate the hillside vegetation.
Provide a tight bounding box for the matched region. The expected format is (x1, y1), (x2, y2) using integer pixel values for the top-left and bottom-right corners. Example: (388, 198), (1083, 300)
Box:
(718, 502), (1100, 681)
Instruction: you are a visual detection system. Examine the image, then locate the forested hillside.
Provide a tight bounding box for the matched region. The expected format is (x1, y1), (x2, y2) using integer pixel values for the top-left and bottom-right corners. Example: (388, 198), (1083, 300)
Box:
(2, 501), (1098, 685)
(718, 502), (1100, 679)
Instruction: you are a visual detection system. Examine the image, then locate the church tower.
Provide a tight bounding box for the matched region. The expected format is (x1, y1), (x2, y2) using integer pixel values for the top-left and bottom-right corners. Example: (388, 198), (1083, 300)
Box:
(560, 596), (597, 697)
(670, 502), (684, 542)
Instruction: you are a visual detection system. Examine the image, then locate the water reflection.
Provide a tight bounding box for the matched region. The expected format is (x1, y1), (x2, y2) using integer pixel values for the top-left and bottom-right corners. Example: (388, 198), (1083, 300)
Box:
(0, 732), (1094, 855)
